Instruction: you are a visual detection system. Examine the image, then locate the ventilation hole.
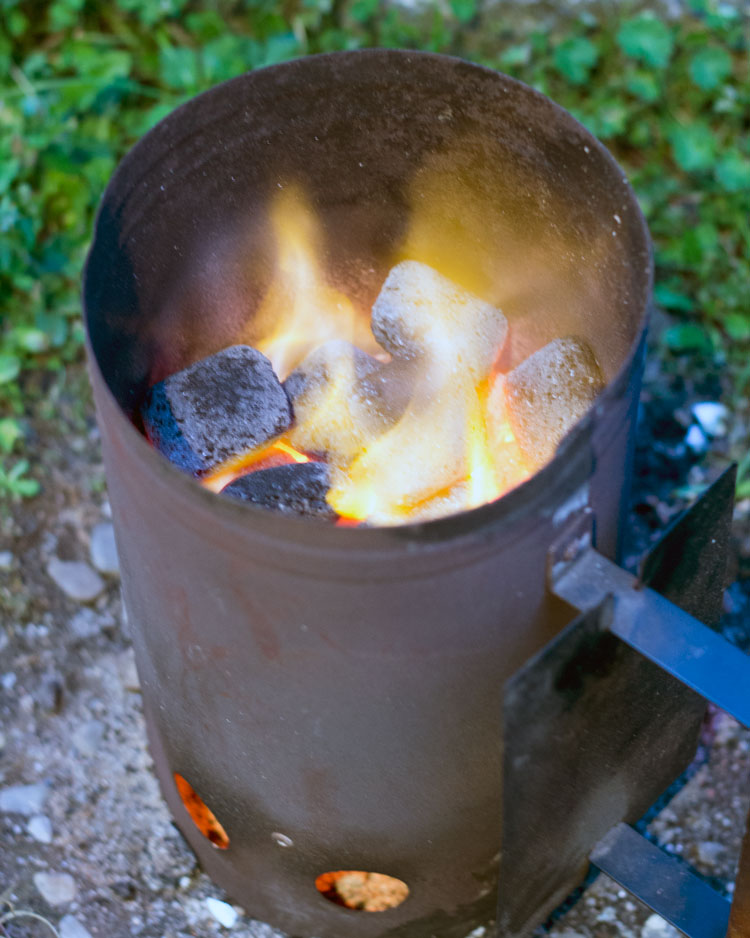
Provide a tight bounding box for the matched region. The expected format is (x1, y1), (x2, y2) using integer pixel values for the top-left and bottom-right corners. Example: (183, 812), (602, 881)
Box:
(315, 871), (409, 911)
(173, 773), (230, 849)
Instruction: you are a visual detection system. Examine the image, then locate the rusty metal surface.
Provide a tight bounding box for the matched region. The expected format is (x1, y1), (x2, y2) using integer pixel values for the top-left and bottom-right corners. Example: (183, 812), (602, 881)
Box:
(83, 52), (652, 938)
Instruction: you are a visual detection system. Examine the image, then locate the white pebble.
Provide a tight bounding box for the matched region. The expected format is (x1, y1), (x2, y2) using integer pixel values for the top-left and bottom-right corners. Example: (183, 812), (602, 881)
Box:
(0, 550), (13, 569)
(27, 814), (53, 843)
(59, 915), (93, 938)
(46, 557), (105, 602)
(685, 424), (709, 454)
(691, 401), (729, 437)
(697, 840), (724, 865)
(68, 608), (103, 640)
(89, 522), (120, 575)
(206, 897), (238, 928)
(33, 871), (77, 906)
(1, 672), (16, 690)
(642, 913), (681, 938)
(0, 782), (49, 815)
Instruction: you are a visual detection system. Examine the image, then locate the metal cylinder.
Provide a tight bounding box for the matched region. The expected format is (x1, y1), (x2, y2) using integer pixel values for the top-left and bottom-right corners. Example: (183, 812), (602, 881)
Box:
(84, 51), (652, 938)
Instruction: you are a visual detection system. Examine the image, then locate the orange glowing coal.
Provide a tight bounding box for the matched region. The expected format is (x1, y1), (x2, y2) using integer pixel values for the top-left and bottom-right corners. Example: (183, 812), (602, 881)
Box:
(200, 187), (603, 524)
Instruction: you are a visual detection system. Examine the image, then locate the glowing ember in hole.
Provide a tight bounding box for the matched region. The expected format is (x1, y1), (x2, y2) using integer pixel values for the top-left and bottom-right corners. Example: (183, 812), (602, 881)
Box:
(142, 188), (605, 525)
(315, 870), (410, 912)
(173, 774), (230, 849)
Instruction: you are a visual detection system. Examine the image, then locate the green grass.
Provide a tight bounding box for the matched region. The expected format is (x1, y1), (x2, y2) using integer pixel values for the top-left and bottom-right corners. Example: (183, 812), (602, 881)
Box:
(1, 0), (749, 500)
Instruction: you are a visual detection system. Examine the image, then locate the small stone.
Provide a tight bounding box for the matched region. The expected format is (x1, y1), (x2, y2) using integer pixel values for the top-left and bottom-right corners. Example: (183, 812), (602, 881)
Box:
(33, 871), (77, 906)
(692, 401), (729, 437)
(685, 424), (708, 454)
(59, 916), (93, 938)
(0, 550), (13, 569)
(206, 897), (238, 928)
(46, 558), (105, 603)
(696, 840), (724, 866)
(68, 608), (103, 639)
(641, 913), (681, 938)
(90, 522), (120, 575)
(27, 814), (53, 843)
(1, 672), (16, 690)
(72, 720), (105, 758)
(0, 782), (49, 815)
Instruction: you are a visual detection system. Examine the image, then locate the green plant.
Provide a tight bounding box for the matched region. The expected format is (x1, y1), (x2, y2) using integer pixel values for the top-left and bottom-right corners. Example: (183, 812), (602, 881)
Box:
(0, 415), (39, 498)
(1, 0), (748, 502)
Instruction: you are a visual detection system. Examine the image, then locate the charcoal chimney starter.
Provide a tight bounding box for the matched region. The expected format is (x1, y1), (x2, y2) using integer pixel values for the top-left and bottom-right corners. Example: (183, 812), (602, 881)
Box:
(82, 51), (696, 938)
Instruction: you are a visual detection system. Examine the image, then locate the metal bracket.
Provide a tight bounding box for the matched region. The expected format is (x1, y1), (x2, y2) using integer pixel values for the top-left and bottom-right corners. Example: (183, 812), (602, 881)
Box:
(555, 466), (749, 938)
(497, 466), (748, 938)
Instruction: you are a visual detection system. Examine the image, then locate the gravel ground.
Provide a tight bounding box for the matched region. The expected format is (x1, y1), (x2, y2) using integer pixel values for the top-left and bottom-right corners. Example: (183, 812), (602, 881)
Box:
(1, 340), (748, 938)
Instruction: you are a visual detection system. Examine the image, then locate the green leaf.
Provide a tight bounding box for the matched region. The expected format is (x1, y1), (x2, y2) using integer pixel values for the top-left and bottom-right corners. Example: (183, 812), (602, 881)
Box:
(689, 46), (732, 91)
(654, 284), (694, 312)
(554, 37), (599, 85)
(617, 14), (674, 68)
(724, 314), (750, 342)
(0, 417), (21, 454)
(12, 326), (49, 353)
(498, 44), (531, 68)
(13, 477), (40, 497)
(255, 34), (300, 67)
(0, 354), (21, 384)
(450, 0), (476, 24)
(669, 123), (716, 172)
(349, 0), (380, 23)
(662, 323), (713, 352)
(13, 479), (41, 498)
(0, 158), (20, 194)
(626, 71), (660, 102)
(159, 45), (200, 91)
(716, 151), (750, 192)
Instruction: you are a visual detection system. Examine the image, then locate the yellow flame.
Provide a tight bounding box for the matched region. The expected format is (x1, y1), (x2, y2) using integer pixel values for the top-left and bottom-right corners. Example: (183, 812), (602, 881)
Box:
(235, 188), (535, 525)
(465, 380), (504, 510)
(248, 186), (377, 379)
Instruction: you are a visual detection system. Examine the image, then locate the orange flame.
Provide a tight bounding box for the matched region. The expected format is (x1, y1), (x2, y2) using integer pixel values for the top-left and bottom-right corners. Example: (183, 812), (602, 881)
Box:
(247, 186), (378, 379)
(217, 188), (536, 524)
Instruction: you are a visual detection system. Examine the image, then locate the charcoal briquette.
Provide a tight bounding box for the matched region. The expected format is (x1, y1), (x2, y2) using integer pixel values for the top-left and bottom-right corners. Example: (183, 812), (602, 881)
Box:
(371, 260), (508, 378)
(141, 345), (291, 476)
(221, 462), (337, 521)
(284, 340), (410, 468)
(503, 336), (605, 468)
